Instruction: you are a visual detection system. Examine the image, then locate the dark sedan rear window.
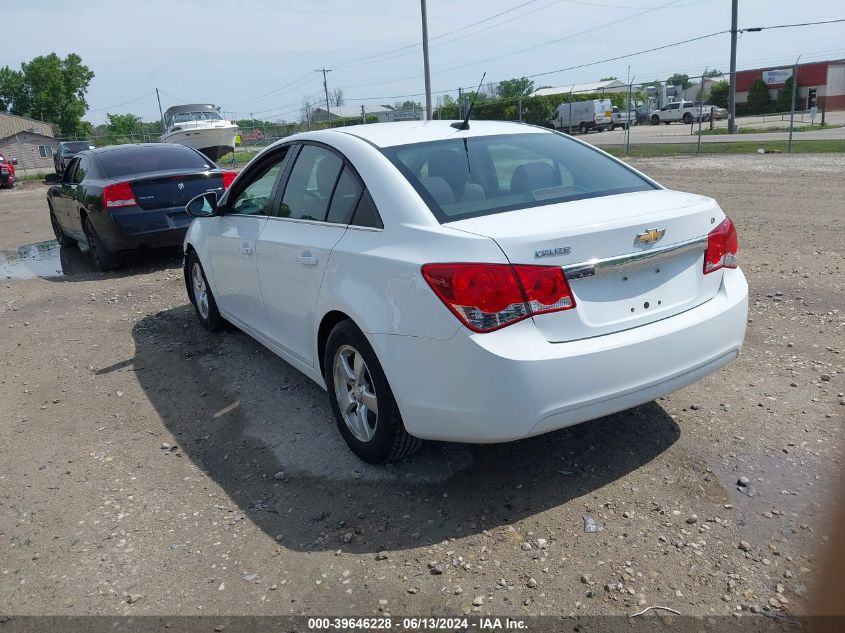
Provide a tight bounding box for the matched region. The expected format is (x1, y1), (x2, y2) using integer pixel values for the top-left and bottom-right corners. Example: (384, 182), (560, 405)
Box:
(63, 142), (93, 153)
(99, 146), (211, 179)
(382, 132), (656, 223)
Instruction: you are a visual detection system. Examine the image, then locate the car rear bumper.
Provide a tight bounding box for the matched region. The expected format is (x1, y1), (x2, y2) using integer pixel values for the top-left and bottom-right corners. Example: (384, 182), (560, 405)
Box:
(95, 207), (192, 251)
(372, 268), (748, 443)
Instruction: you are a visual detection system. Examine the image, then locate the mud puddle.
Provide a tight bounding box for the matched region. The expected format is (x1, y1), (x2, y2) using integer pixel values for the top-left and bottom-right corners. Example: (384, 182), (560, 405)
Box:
(0, 241), (181, 279)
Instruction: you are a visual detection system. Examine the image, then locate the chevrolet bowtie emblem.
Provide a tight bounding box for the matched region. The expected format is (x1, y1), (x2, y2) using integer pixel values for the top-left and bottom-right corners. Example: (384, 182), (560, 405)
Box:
(635, 228), (665, 244)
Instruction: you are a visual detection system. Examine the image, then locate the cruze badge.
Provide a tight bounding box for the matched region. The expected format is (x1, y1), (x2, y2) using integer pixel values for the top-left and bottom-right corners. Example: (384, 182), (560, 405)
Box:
(177, 182), (185, 190)
(534, 246), (571, 259)
(635, 228), (665, 244)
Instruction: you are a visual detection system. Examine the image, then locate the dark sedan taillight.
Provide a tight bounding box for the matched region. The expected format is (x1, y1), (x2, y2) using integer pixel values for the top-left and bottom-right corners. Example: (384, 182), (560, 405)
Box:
(222, 170), (237, 191)
(102, 182), (138, 210)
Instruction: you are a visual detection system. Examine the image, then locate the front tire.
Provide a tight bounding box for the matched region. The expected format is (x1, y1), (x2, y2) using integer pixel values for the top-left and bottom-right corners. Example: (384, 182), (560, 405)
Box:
(325, 320), (421, 464)
(187, 251), (224, 332)
(651, 114), (660, 125)
(84, 216), (120, 271)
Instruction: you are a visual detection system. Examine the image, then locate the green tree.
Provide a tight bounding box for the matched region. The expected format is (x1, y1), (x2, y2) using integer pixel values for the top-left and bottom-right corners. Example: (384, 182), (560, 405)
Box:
(708, 80), (730, 108)
(106, 112), (141, 142)
(776, 76), (798, 113)
(746, 79), (772, 114)
(666, 73), (691, 89)
(497, 77), (535, 100)
(0, 53), (94, 136)
(704, 69), (723, 78)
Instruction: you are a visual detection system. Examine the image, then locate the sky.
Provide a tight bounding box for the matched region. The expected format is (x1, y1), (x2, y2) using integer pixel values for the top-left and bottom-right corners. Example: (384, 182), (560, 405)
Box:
(6, 0), (845, 125)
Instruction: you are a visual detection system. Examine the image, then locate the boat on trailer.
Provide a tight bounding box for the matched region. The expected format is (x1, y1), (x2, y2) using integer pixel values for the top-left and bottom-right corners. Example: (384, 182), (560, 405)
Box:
(160, 104), (238, 161)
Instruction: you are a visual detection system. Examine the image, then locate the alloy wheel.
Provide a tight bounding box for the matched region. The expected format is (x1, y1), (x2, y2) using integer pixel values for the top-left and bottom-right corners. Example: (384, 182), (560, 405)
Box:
(192, 262), (210, 320)
(333, 344), (379, 442)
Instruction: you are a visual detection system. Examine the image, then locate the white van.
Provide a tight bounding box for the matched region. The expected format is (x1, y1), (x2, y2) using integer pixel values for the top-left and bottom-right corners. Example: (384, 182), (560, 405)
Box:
(550, 99), (614, 133)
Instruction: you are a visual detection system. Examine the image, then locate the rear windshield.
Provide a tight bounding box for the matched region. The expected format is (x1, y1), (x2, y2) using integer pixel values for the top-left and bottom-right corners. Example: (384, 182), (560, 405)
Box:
(99, 146), (211, 178)
(64, 142), (93, 153)
(382, 133), (656, 223)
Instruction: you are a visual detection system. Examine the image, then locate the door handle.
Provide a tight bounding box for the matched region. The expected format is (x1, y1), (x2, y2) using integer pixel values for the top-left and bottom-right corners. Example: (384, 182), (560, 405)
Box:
(297, 252), (318, 266)
(239, 244), (254, 255)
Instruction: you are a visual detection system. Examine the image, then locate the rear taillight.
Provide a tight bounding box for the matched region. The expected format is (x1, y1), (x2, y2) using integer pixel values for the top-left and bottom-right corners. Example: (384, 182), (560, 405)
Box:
(704, 217), (739, 274)
(102, 182), (137, 209)
(421, 263), (576, 333)
(221, 170), (237, 190)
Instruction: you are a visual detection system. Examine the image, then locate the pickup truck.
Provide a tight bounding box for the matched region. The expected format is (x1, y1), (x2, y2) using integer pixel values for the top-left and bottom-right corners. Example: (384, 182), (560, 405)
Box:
(0, 152), (17, 189)
(649, 101), (711, 125)
(610, 106), (636, 130)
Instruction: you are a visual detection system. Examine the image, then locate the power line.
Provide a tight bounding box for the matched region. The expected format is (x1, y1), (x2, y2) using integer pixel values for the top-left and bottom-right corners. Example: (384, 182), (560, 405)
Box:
(88, 91), (155, 112)
(226, 71), (315, 106)
(740, 17), (845, 33)
(342, 0), (689, 92)
(334, 0), (549, 69)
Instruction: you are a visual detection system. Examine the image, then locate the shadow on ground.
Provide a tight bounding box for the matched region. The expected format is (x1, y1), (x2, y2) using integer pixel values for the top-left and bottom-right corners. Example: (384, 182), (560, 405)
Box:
(130, 306), (680, 554)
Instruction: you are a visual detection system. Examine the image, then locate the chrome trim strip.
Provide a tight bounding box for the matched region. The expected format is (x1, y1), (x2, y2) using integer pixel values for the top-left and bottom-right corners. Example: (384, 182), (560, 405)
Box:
(562, 236), (707, 280)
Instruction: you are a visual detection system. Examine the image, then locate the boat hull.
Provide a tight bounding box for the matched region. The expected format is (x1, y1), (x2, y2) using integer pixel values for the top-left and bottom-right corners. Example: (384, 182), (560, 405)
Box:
(161, 124), (239, 161)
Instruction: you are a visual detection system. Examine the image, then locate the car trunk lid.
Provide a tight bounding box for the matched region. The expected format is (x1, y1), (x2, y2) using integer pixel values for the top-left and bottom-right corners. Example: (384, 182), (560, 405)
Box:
(129, 171), (224, 211)
(445, 189), (726, 342)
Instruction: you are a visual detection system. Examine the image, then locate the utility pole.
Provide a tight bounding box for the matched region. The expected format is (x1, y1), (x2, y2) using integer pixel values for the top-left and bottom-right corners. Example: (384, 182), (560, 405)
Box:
(727, 0), (738, 134)
(698, 66), (707, 155)
(420, 0), (432, 120)
(315, 67), (332, 120)
(155, 88), (165, 132)
(788, 55), (801, 153)
(457, 87), (463, 119)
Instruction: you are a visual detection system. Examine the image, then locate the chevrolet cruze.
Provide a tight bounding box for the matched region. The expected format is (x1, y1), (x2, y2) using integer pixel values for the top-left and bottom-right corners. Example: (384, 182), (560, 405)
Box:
(182, 120), (748, 463)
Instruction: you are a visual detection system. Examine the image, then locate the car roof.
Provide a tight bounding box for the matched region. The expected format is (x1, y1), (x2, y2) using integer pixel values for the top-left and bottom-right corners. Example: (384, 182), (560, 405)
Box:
(292, 120), (550, 149)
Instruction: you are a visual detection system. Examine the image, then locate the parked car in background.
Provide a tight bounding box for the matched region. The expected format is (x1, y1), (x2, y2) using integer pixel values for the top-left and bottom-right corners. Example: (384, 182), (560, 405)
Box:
(182, 120), (748, 464)
(650, 101), (711, 125)
(47, 143), (236, 271)
(701, 104), (727, 120)
(634, 105), (653, 124)
(54, 141), (96, 175)
(610, 106), (636, 130)
(0, 152), (17, 188)
(550, 99), (614, 133)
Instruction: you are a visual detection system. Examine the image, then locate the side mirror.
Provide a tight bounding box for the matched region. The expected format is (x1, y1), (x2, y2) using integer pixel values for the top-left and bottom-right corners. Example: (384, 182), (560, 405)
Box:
(186, 191), (219, 217)
(11, 158), (17, 165)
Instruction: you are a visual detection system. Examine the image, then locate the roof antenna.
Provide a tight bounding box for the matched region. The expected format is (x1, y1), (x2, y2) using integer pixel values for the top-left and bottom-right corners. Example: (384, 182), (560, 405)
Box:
(451, 71), (486, 130)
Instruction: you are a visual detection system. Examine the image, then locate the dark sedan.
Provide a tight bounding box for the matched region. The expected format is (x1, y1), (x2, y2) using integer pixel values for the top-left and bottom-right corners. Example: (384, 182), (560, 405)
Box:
(47, 143), (236, 270)
(54, 141), (96, 175)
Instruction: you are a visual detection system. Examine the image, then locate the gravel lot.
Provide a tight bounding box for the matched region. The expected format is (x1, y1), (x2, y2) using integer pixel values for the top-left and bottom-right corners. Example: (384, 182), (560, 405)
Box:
(1, 154), (843, 618)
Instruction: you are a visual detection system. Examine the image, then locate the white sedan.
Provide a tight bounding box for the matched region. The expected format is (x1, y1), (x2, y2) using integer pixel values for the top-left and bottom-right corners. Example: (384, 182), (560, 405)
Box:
(183, 120), (748, 464)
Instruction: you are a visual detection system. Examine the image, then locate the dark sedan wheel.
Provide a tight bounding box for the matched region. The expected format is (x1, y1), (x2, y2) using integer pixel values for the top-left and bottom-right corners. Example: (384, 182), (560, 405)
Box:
(84, 216), (120, 271)
(49, 206), (76, 247)
(325, 320), (421, 464)
(187, 251), (224, 332)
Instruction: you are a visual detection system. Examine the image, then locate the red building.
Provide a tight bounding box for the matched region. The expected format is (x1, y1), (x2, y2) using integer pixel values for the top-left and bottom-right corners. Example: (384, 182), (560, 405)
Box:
(735, 59), (845, 111)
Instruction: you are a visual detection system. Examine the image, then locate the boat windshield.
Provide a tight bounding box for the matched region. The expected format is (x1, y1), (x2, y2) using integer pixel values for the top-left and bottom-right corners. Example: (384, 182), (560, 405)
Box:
(171, 111), (224, 124)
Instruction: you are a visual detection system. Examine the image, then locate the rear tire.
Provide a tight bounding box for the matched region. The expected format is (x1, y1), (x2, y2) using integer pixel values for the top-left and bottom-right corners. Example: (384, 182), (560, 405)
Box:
(683, 113), (693, 124)
(579, 122), (588, 134)
(187, 251), (224, 332)
(651, 114), (660, 125)
(84, 216), (120, 271)
(49, 205), (76, 247)
(325, 320), (421, 464)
